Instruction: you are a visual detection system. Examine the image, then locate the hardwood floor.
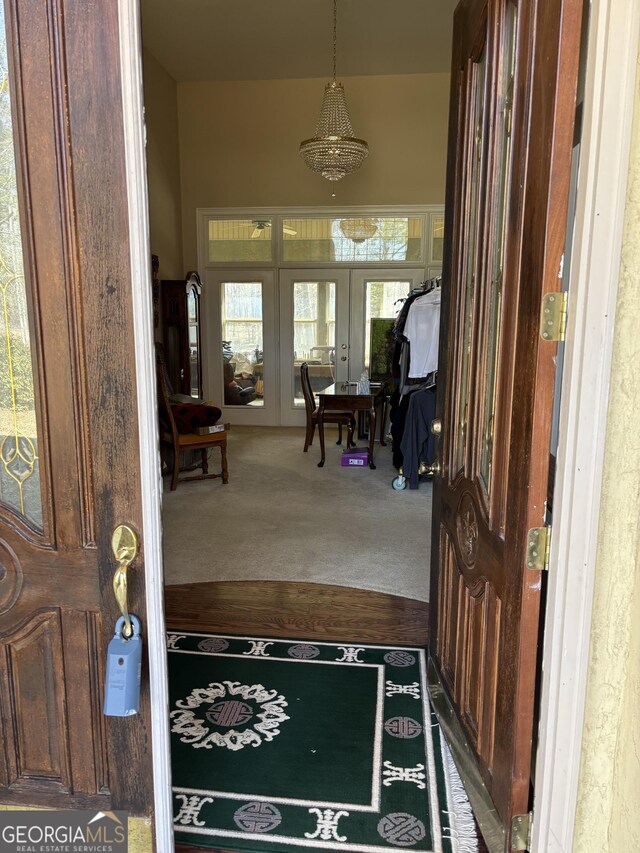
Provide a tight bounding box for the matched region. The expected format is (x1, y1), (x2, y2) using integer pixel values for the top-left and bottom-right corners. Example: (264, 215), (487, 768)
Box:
(164, 580), (430, 645)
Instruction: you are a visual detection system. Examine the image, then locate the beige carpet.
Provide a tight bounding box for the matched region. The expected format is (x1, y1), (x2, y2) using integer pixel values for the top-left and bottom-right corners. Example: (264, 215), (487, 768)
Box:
(161, 425), (432, 601)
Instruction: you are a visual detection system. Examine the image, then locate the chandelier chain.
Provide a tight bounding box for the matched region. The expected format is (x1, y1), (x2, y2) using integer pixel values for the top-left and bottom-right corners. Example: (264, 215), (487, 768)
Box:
(333, 0), (337, 81)
(299, 0), (369, 181)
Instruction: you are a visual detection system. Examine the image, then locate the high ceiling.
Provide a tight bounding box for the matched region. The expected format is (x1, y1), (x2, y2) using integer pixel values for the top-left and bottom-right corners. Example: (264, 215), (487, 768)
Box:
(140, 0), (458, 83)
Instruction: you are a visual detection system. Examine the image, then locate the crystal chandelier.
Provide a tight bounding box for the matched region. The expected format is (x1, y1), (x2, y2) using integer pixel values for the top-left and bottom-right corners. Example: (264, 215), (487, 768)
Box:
(340, 218), (379, 243)
(299, 0), (369, 182)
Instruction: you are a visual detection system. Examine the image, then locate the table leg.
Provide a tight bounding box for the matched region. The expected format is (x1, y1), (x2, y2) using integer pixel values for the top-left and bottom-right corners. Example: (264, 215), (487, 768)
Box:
(379, 396), (388, 447)
(368, 404), (377, 469)
(317, 399), (326, 467)
(220, 441), (229, 484)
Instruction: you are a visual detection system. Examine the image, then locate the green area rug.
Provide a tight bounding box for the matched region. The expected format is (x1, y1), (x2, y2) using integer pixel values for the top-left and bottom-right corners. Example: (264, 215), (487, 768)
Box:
(167, 632), (478, 852)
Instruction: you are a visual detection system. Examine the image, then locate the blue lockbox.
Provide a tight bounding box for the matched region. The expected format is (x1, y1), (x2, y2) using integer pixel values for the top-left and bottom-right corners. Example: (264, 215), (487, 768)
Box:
(103, 615), (142, 717)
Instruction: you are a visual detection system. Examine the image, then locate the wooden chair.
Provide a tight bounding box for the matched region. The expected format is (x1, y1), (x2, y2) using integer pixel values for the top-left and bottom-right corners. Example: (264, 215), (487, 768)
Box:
(156, 344), (228, 490)
(300, 362), (355, 453)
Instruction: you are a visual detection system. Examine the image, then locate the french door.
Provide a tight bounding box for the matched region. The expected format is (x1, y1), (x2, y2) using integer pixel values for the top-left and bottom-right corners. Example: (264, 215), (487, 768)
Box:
(206, 267), (432, 427)
(279, 269), (349, 427)
(279, 269), (429, 426)
(203, 270), (278, 425)
(349, 270), (427, 382)
(429, 0), (582, 848)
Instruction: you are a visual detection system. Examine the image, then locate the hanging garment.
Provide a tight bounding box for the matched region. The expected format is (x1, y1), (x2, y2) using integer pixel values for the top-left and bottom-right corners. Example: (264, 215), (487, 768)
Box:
(393, 290), (425, 339)
(403, 290), (441, 377)
(399, 387), (437, 489)
(390, 388), (412, 470)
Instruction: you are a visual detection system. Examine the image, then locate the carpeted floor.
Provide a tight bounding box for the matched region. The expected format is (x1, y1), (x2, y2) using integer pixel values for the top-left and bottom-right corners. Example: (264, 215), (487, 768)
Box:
(162, 426), (432, 602)
(168, 631), (478, 852)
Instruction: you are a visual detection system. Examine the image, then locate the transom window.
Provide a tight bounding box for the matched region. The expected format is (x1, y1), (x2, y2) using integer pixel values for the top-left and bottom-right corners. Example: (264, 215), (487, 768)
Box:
(203, 208), (441, 267)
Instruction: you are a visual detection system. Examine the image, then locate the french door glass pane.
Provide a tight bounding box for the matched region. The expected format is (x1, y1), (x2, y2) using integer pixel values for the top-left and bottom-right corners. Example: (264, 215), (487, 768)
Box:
(364, 281), (410, 378)
(208, 219), (273, 263)
(479, 2), (518, 494)
(221, 282), (263, 407)
(455, 44), (487, 475)
(0, 7), (42, 529)
(292, 281), (336, 407)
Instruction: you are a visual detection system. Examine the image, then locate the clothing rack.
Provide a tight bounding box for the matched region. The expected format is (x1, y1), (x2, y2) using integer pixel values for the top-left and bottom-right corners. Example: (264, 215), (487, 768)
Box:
(389, 276), (441, 490)
(394, 276), (441, 307)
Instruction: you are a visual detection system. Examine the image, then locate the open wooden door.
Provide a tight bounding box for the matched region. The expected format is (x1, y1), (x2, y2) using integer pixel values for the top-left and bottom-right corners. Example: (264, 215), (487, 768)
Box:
(0, 0), (158, 827)
(429, 0), (582, 848)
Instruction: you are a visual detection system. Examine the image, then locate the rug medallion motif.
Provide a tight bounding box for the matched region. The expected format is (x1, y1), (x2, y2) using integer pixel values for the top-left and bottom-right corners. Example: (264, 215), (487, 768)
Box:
(168, 632), (478, 852)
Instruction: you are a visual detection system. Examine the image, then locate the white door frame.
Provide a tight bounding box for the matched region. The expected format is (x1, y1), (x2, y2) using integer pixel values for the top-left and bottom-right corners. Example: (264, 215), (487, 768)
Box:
(531, 0), (640, 849)
(119, 0), (640, 848)
(117, 0), (173, 847)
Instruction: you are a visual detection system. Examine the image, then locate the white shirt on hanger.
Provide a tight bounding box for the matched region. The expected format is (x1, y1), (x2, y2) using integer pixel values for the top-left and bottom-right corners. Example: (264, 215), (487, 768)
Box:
(403, 290), (441, 378)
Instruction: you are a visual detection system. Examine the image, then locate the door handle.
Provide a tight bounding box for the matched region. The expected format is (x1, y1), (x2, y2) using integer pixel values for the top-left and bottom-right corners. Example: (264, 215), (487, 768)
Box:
(111, 524), (139, 639)
(418, 460), (441, 477)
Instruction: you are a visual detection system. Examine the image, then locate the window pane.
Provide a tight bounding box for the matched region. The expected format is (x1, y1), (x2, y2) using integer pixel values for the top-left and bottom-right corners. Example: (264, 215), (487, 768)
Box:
(209, 219), (273, 263)
(479, 3), (517, 495)
(292, 281), (336, 407)
(0, 7), (42, 529)
(221, 282), (263, 407)
(364, 281), (410, 380)
(431, 215), (445, 263)
(455, 44), (487, 476)
(282, 217), (424, 263)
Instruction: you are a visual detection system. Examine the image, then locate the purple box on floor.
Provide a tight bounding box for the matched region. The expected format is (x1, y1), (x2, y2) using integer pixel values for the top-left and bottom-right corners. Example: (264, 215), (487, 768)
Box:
(341, 448), (369, 467)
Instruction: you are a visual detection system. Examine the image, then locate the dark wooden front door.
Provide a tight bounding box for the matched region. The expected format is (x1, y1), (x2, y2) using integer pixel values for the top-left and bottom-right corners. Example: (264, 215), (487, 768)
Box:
(430, 0), (582, 846)
(0, 0), (154, 819)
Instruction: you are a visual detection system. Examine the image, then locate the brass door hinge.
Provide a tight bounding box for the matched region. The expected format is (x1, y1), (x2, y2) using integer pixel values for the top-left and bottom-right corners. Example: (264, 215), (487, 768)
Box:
(526, 526), (551, 571)
(511, 811), (532, 851)
(540, 291), (568, 341)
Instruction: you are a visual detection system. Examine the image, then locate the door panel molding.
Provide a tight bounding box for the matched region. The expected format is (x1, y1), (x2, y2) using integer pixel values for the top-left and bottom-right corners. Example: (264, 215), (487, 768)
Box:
(1, 609), (69, 791)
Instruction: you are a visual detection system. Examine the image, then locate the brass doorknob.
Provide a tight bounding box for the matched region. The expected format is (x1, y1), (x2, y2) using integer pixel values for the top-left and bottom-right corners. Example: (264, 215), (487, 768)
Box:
(111, 524), (139, 638)
(431, 419), (442, 435)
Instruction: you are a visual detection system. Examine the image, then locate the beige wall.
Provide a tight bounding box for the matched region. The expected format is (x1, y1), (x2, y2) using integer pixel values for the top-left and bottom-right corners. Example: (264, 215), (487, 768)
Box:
(143, 50), (184, 280)
(177, 73), (450, 269)
(573, 51), (640, 852)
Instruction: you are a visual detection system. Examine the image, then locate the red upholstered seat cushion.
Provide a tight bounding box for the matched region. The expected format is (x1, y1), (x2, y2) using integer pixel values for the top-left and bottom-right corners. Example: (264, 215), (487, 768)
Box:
(171, 403), (222, 434)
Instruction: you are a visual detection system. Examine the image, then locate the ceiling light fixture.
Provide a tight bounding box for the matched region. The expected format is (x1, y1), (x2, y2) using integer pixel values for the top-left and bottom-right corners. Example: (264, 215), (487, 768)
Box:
(339, 218), (379, 243)
(299, 0), (369, 182)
